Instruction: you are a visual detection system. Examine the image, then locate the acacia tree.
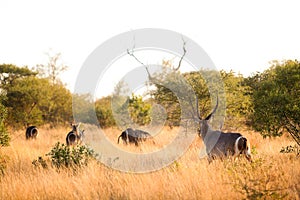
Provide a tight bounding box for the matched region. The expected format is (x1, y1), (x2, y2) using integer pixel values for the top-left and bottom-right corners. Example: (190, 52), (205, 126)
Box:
(0, 64), (40, 128)
(5, 76), (50, 128)
(249, 60), (300, 145)
(0, 64), (36, 87)
(1, 63), (72, 128)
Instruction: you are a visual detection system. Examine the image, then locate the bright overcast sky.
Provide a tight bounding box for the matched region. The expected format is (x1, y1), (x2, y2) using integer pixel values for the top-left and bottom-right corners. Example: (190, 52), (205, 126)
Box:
(1, 0), (299, 96)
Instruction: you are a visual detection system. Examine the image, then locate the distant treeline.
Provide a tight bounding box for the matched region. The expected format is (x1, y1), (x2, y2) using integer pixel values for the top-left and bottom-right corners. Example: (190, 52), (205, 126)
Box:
(0, 59), (299, 146)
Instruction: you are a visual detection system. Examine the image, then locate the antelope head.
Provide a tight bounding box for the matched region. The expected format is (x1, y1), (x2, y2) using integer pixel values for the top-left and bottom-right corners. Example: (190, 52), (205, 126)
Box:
(195, 96), (219, 139)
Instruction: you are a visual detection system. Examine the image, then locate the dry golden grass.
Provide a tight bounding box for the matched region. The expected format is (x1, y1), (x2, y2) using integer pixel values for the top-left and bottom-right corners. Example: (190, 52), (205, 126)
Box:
(0, 126), (299, 200)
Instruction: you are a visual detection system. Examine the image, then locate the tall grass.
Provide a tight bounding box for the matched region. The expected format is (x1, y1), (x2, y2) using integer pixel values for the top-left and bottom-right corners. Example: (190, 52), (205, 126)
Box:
(0, 126), (299, 199)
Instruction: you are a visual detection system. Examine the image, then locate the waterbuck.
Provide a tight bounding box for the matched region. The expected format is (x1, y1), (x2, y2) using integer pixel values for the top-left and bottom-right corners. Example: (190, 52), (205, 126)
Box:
(195, 97), (252, 163)
(117, 128), (152, 146)
(66, 123), (84, 146)
(26, 126), (39, 139)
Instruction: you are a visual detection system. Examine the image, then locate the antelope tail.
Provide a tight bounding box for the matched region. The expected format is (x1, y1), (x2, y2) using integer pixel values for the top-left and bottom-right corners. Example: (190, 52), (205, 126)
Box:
(245, 139), (252, 162)
(117, 135), (122, 144)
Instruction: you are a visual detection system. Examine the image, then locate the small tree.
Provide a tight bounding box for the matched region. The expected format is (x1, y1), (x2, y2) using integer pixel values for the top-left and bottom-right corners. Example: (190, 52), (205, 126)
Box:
(128, 94), (151, 126)
(4, 76), (48, 128)
(249, 60), (300, 146)
(95, 96), (116, 128)
(32, 142), (96, 170)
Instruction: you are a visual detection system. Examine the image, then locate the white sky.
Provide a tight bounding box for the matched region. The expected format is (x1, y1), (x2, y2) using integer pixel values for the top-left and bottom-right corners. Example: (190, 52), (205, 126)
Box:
(1, 0), (300, 97)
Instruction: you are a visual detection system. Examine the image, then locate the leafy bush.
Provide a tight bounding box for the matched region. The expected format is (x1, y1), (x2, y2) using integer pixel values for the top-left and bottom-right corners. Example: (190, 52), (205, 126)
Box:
(248, 60), (300, 142)
(33, 142), (97, 170)
(0, 95), (9, 147)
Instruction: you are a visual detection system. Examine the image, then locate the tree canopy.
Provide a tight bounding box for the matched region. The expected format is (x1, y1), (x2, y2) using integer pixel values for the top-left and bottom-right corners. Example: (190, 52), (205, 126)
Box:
(248, 60), (300, 144)
(0, 64), (37, 86)
(0, 63), (72, 129)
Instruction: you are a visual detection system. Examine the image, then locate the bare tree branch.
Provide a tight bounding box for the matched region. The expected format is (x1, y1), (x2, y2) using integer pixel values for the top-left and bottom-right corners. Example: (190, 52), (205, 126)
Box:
(173, 37), (187, 71)
(127, 45), (153, 80)
(127, 36), (187, 80)
(283, 113), (300, 146)
(126, 49), (145, 66)
(36, 51), (68, 85)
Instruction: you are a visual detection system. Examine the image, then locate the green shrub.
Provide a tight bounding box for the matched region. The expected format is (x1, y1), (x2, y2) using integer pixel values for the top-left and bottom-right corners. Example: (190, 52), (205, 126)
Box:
(32, 142), (97, 170)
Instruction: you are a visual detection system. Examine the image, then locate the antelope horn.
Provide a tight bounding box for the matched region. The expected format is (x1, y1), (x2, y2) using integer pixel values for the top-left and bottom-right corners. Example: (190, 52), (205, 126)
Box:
(205, 96), (219, 120)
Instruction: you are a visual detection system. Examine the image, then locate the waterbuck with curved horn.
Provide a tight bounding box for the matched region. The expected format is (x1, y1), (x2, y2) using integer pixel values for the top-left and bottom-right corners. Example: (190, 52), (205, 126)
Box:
(195, 96), (252, 163)
(66, 123), (85, 146)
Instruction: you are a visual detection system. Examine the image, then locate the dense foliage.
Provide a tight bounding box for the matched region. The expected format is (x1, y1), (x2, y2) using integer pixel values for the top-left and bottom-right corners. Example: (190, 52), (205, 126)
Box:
(72, 93), (97, 125)
(95, 96), (116, 128)
(32, 142), (96, 170)
(150, 69), (251, 129)
(0, 64), (72, 129)
(247, 60), (300, 143)
(94, 94), (152, 129)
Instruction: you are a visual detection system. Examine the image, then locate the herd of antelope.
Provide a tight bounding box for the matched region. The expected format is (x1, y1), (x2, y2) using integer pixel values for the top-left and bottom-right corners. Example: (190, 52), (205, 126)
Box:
(25, 96), (252, 163)
(26, 123), (85, 146)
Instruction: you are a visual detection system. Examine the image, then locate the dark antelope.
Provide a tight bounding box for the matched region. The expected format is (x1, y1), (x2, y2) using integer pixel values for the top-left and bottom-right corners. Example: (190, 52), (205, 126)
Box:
(66, 123), (84, 146)
(195, 97), (252, 163)
(26, 126), (39, 139)
(117, 128), (153, 146)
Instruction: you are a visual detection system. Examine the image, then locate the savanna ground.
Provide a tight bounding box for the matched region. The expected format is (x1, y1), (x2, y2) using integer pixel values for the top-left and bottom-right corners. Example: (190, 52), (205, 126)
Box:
(0, 126), (299, 200)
